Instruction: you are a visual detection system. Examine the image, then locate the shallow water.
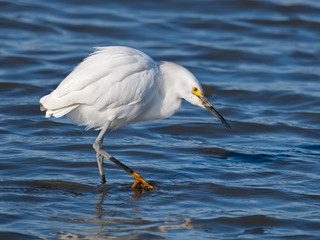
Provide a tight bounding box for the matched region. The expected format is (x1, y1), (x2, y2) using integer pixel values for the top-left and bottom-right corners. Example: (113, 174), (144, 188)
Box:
(1, 0), (320, 239)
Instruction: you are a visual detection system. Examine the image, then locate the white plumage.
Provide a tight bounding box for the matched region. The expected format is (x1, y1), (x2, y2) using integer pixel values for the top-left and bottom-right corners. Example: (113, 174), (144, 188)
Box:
(41, 47), (159, 129)
(40, 46), (230, 189)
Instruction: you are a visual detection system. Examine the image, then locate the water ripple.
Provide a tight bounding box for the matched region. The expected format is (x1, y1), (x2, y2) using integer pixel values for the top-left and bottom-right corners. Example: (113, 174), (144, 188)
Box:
(1, 0), (320, 239)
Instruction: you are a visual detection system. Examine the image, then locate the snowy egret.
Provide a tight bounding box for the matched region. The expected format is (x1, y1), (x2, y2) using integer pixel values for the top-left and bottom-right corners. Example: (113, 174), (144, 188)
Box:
(40, 46), (231, 189)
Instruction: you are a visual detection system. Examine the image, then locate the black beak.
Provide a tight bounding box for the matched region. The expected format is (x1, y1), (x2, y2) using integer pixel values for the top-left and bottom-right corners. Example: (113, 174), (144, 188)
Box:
(199, 95), (231, 130)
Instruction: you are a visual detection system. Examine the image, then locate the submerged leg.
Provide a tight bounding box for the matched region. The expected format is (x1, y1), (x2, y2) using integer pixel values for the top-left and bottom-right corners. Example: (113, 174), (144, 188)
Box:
(94, 125), (107, 184)
(97, 152), (105, 184)
(93, 123), (153, 189)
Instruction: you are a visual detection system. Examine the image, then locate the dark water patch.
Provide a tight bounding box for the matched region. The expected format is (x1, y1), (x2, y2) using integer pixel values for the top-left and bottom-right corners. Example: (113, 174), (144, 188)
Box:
(291, 50), (319, 60)
(244, 18), (320, 31)
(0, 180), (96, 205)
(21, 180), (94, 192)
(272, 1), (320, 15)
(191, 214), (320, 238)
(1, 105), (42, 118)
(0, 55), (40, 70)
(0, 232), (41, 240)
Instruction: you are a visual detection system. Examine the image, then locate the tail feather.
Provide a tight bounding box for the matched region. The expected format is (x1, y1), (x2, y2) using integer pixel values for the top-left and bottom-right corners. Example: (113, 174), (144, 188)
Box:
(40, 92), (79, 118)
(40, 104), (46, 111)
(40, 104), (79, 118)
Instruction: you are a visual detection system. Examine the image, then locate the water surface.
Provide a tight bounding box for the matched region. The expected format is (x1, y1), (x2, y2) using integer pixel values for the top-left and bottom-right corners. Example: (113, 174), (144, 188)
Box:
(1, 0), (320, 239)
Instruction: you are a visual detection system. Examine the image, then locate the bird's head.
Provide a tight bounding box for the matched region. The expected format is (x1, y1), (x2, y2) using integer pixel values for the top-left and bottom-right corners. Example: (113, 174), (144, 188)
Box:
(160, 62), (231, 129)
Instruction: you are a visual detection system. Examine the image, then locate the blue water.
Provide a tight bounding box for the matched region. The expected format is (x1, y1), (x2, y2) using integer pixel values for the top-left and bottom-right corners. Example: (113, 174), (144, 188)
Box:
(1, 0), (320, 239)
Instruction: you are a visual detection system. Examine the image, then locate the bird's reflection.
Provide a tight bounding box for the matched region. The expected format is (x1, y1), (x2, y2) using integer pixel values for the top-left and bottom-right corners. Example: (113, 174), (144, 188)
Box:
(94, 183), (154, 224)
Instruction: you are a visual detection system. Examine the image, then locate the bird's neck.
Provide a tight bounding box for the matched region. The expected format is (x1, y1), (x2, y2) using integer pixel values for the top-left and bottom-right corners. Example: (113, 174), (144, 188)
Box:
(138, 62), (182, 122)
(156, 62), (182, 118)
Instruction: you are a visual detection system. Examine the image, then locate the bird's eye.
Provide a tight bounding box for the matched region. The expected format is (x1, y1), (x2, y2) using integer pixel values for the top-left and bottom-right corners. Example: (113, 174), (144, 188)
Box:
(192, 87), (203, 97)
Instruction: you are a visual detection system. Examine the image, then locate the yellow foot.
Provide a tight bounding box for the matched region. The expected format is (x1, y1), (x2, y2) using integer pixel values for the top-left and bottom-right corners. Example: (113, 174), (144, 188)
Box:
(130, 171), (154, 190)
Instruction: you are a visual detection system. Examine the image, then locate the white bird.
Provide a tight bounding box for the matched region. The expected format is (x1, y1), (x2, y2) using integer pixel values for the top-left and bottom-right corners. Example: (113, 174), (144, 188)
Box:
(40, 46), (231, 189)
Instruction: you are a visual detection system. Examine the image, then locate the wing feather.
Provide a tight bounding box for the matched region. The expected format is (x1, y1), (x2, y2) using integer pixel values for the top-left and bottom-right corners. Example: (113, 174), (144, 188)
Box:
(40, 46), (158, 119)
